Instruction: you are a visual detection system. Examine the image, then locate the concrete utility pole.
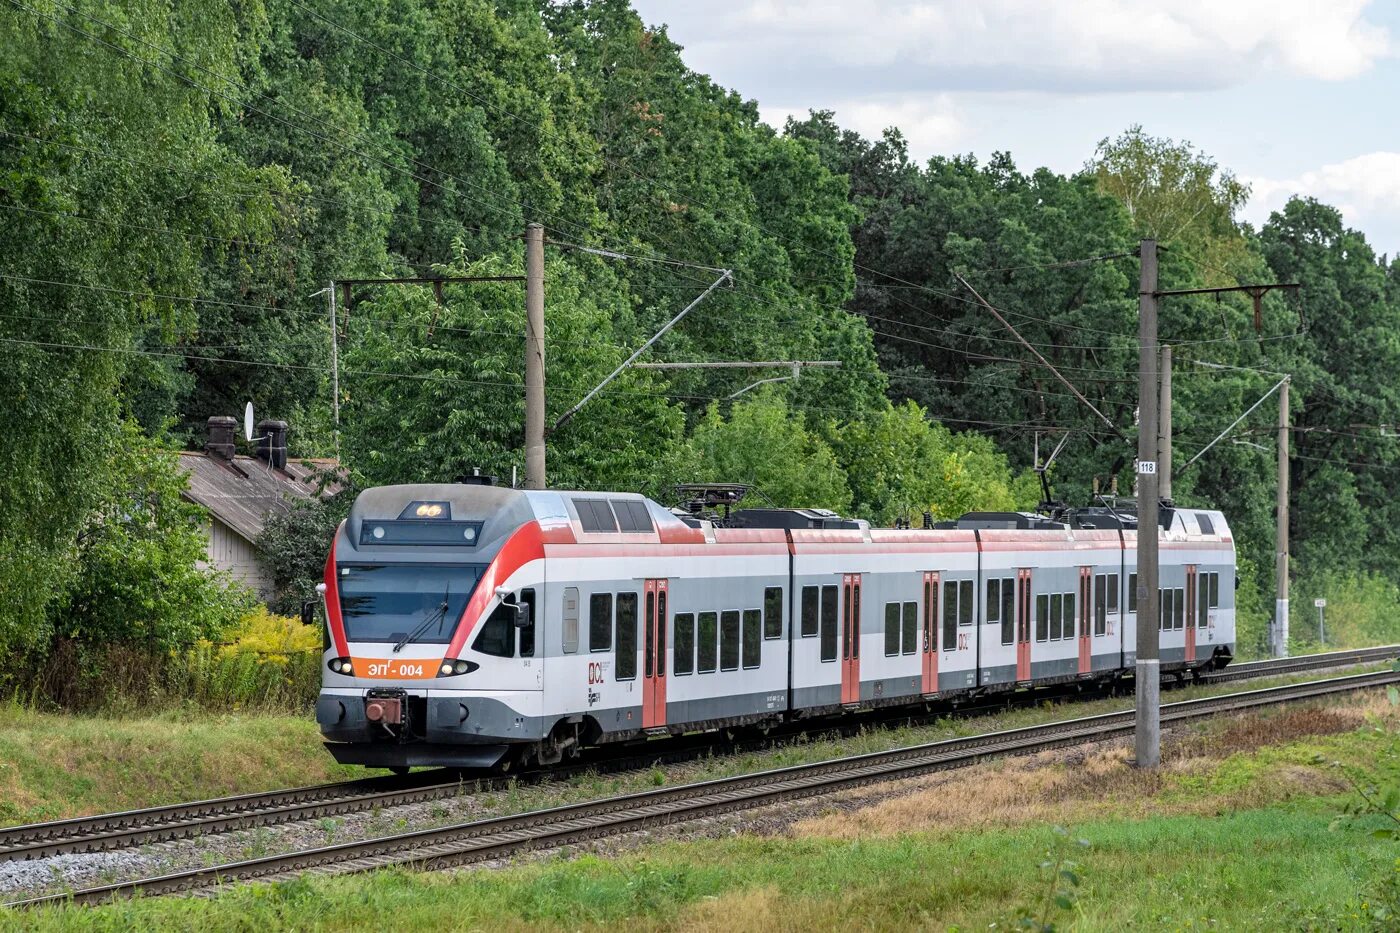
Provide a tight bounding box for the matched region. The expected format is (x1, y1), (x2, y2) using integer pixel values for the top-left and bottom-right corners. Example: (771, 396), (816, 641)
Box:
(1274, 376), (1291, 656)
(329, 283), (341, 461)
(1135, 238), (1161, 769)
(524, 223), (546, 489)
(1158, 345), (1172, 502)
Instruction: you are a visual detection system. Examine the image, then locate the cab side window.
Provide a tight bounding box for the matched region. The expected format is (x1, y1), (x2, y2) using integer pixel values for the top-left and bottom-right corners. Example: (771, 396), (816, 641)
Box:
(519, 588), (536, 657)
(473, 603), (515, 658)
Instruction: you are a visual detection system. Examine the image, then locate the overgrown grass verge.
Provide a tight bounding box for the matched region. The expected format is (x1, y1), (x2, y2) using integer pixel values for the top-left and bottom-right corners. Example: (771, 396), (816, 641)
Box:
(13, 722), (1400, 931)
(4, 610), (321, 714)
(0, 707), (372, 826)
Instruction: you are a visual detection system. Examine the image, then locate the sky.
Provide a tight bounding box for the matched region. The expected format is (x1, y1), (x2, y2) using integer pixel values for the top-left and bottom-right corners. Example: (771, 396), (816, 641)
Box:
(629, 0), (1400, 258)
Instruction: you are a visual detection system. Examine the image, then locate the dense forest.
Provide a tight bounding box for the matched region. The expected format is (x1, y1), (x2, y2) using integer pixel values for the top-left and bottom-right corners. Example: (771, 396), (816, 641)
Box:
(4, 0), (1398, 674)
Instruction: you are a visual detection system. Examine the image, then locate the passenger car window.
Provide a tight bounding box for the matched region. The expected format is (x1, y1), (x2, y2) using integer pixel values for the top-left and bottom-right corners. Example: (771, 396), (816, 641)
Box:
(764, 587), (783, 639)
(615, 592), (638, 679)
(942, 580), (957, 650)
(1000, 580), (1015, 646)
(819, 585), (838, 661)
(720, 610), (741, 671)
(697, 612), (718, 672)
(801, 586), (818, 637)
(742, 609), (762, 668)
(589, 593), (612, 652)
(884, 602), (901, 656)
(674, 613), (695, 675)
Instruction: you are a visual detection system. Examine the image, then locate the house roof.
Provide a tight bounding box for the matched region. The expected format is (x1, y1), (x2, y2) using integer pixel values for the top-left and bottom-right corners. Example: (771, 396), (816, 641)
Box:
(177, 452), (344, 544)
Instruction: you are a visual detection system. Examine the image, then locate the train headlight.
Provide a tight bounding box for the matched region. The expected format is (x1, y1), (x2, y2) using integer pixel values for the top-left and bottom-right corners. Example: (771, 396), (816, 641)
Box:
(371, 525), (385, 540)
(327, 657), (352, 674)
(437, 659), (474, 677)
(462, 526), (477, 543)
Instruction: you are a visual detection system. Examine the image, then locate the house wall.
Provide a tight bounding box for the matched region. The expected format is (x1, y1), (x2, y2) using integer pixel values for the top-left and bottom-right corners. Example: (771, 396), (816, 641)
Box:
(205, 518), (274, 602)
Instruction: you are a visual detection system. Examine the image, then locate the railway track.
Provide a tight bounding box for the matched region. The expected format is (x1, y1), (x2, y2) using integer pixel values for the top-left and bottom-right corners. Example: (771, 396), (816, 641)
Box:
(8, 667), (1397, 909)
(1199, 644), (1398, 683)
(2, 644), (1393, 867)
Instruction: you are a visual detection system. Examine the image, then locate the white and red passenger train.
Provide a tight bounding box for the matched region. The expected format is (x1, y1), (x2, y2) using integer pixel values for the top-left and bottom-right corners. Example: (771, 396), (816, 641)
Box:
(315, 482), (1235, 771)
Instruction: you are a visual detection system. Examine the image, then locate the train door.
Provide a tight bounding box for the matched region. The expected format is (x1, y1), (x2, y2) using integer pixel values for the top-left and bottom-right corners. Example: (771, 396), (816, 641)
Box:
(1016, 568), (1032, 682)
(1185, 566), (1197, 663)
(642, 579), (668, 728)
(841, 574), (862, 704)
(921, 572), (939, 694)
(1078, 566), (1092, 675)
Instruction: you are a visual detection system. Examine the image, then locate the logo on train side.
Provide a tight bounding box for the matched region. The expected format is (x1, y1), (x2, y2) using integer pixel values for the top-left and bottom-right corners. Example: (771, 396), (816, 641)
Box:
(587, 660), (609, 684)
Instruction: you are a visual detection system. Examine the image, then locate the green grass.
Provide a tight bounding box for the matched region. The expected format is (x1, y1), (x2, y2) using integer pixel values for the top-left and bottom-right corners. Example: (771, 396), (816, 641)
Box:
(8, 785), (1393, 930)
(0, 704), (379, 826)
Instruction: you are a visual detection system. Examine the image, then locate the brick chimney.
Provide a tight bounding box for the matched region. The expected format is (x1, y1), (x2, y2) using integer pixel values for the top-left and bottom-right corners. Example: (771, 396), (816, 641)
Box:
(206, 416), (236, 460)
(255, 419), (288, 470)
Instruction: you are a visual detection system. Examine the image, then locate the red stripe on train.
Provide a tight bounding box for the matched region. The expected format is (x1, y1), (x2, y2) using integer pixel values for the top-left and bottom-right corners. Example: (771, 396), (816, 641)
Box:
(323, 526), (350, 658)
(445, 520), (546, 657)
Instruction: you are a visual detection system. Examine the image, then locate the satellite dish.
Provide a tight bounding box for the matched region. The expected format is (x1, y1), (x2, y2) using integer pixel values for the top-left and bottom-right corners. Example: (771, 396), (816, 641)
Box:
(243, 401), (254, 442)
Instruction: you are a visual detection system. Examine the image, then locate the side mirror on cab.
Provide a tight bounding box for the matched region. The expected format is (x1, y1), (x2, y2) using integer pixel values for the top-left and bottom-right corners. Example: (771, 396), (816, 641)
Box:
(300, 599), (316, 626)
(512, 600), (532, 629)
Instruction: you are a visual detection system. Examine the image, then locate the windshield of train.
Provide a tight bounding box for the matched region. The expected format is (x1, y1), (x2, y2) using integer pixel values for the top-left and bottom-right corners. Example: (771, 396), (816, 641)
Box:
(336, 563), (484, 644)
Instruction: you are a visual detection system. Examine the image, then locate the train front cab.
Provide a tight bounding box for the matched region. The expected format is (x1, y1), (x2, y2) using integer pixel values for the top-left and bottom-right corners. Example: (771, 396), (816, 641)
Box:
(316, 484), (549, 771)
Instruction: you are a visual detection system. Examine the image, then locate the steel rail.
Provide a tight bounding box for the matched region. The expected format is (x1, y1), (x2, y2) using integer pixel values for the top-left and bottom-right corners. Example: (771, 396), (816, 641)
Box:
(0, 771), (432, 859)
(1200, 645), (1398, 683)
(2, 645), (1393, 864)
(9, 668), (1397, 909)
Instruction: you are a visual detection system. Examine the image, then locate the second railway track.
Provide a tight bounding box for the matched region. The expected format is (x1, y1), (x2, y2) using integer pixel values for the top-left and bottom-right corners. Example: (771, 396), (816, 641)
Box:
(8, 667), (1399, 909)
(2, 644), (1394, 865)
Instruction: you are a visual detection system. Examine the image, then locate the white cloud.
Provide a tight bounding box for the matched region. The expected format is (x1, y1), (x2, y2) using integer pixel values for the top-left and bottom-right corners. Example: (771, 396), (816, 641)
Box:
(638, 0), (1390, 95)
(1243, 152), (1400, 255)
(761, 94), (966, 153)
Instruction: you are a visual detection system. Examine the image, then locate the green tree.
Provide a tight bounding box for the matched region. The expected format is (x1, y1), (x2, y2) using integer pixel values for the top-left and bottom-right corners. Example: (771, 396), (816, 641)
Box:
(257, 490), (356, 617)
(1260, 197), (1400, 579)
(830, 401), (1036, 525)
(0, 0), (287, 651)
(1088, 124), (1251, 268)
(676, 393), (852, 511)
(55, 422), (254, 651)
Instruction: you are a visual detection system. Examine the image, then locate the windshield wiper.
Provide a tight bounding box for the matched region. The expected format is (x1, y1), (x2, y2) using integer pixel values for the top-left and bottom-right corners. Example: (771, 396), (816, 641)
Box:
(393, 589), (450, 653)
